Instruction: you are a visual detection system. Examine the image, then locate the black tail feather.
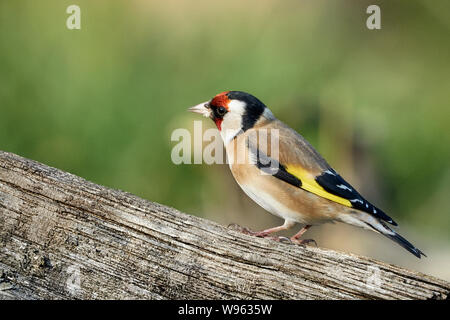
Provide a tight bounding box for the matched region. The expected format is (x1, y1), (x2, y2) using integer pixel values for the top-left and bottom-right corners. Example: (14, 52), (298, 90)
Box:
(365, 221), (426, 259)
(384, 231), (426, 259)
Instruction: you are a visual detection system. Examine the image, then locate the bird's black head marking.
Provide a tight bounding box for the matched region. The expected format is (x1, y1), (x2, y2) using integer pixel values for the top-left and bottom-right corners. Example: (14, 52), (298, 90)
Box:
(226, 91), (267, 132)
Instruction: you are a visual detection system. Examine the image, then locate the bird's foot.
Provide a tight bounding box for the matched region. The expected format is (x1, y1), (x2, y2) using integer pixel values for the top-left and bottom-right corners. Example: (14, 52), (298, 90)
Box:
(270, 236), (292, 243)
(227, 223), (291, 243)
(255, 233), (292, 244)
(290, 238), (317, 246)
(228, 224), (267, 237)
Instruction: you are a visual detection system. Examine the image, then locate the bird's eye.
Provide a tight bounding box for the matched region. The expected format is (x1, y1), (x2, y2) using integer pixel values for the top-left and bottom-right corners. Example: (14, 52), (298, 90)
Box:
(217, 106), (227, 116)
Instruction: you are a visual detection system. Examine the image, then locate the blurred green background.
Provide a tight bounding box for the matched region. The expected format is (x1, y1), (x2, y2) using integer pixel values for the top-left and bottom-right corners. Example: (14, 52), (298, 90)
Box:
(1, 0), (449, 280)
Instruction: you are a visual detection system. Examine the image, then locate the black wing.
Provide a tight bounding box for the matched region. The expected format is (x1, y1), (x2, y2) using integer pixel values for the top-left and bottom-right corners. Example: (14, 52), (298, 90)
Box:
(247, 138), (397, 226)
(315, 169), (397, 226)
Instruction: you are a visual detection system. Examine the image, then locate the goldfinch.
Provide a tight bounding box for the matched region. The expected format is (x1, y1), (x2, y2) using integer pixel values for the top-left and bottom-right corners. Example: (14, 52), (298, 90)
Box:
(188, 91), (425, 258)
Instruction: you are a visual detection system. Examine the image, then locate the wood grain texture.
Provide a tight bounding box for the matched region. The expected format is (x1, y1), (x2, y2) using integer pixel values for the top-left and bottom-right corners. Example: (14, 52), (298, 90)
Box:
(0, 150), (448, 300)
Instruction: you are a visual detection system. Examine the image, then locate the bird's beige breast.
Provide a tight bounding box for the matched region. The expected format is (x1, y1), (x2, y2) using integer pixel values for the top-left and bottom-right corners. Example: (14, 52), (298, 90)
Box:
(229, 162), (344, 225)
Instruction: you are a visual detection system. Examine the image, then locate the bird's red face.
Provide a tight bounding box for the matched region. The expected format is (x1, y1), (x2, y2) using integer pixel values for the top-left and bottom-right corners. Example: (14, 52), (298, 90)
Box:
(188, 91), (268, 139)
(208, 91), (231, 130)
(188, 91), (231, 131)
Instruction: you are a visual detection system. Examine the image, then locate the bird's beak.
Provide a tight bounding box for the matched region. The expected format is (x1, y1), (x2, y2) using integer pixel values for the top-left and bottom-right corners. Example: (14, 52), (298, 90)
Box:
(188, 101), (211, 118)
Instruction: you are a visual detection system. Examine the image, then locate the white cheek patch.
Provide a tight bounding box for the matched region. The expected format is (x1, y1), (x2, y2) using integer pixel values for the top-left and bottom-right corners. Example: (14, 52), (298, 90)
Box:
(220, 100), (247, 145)
(227, 100), (246, 115)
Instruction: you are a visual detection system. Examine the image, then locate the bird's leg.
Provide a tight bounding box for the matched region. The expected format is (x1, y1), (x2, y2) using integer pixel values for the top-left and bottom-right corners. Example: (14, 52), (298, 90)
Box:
(229, 220), (296, 243)
(253, 224), (291, 237)
(290, 225), (317, 246)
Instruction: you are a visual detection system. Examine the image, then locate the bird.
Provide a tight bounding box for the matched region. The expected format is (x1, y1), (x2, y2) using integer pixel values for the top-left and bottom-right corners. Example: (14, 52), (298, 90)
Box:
(188, 91), (425, 258)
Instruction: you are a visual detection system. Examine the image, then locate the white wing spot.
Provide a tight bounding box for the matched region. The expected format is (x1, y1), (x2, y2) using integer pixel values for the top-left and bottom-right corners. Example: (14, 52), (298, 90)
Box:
(324, 170), (336, 176)
(350, 199), (364, 204)
(337, 184), (352, 192)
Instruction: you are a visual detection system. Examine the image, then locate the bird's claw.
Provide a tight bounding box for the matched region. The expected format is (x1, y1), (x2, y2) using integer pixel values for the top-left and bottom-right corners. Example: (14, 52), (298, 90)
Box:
(258, 234), (292, 243)
(228, 224), (291, 243)
(276, 236), (292, 244)
(228, 223), (314, 246)
(291, 238), (317, 247)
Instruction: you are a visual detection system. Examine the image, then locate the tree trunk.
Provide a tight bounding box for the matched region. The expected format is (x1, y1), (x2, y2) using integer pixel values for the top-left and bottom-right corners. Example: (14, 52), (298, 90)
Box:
(0, 151), (448, 300)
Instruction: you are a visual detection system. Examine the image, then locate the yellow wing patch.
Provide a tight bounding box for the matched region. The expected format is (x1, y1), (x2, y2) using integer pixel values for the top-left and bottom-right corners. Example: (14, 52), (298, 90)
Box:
(285, 165), (352, 207)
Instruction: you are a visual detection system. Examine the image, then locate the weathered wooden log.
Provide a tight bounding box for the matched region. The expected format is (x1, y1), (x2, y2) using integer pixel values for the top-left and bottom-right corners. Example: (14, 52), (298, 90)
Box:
(0, 150), (448, 300)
